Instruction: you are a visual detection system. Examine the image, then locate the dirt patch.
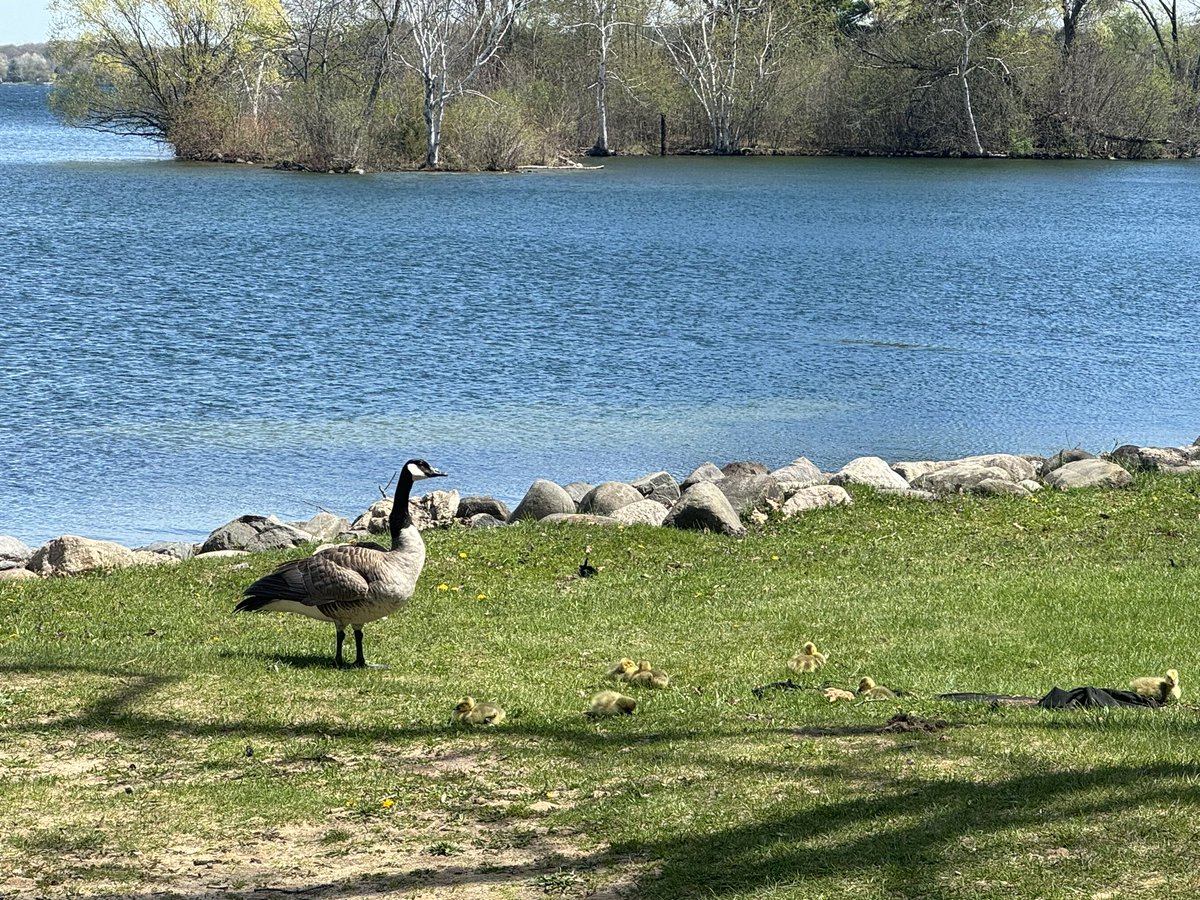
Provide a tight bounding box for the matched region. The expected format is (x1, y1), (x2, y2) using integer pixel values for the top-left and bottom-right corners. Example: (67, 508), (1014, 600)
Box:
(880, 712), (954, 733)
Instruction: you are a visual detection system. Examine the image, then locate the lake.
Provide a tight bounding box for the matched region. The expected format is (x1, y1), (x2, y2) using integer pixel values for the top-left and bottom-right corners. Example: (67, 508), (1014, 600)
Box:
(3, 82), (1199, 548)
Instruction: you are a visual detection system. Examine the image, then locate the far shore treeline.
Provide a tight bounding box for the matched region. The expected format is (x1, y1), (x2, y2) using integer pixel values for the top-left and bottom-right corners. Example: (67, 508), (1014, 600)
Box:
(35, 0), (1200, 170)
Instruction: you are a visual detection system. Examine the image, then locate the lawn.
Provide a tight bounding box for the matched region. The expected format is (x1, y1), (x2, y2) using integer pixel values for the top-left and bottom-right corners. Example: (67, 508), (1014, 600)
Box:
(2, 474), (1198, 899)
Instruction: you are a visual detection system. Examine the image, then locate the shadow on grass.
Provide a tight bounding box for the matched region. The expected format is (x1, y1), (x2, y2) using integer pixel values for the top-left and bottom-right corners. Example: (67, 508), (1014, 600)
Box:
(626, 759), (1200, 898)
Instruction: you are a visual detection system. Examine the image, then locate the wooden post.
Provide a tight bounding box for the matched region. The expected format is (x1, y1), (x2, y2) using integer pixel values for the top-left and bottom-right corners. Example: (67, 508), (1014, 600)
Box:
(659, 113), (666, 156)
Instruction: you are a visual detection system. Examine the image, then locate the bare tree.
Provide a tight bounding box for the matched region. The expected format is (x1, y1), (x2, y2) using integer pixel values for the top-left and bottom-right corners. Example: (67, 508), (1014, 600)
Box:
(397, 0), (523, 168)
(649, 0), (798, 154)
(559, 0), (644, 154)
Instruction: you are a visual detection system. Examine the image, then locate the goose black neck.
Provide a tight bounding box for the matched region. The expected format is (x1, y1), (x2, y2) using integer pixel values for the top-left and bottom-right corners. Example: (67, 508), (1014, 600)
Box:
(389, 467), (415, 549)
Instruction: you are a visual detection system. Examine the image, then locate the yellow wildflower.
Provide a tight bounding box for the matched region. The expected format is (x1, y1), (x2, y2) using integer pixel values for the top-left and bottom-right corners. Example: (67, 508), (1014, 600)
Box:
(381, 798), (395, 810)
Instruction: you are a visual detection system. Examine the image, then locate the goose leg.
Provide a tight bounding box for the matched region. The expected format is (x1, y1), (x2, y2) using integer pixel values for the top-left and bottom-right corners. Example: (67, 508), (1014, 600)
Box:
(353, 626), (387, 669)
(335, 628), (348, 667)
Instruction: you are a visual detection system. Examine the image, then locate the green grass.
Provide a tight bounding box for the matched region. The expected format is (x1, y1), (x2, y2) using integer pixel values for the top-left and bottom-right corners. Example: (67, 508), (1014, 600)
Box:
(2, 473), (1199, 898)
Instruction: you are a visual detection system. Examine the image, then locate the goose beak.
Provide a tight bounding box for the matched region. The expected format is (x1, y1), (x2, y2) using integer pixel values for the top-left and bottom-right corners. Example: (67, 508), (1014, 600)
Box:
(430, 468), (448, 478)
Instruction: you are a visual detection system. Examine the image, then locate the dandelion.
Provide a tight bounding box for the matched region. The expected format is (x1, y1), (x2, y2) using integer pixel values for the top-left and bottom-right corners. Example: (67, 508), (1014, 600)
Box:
(437, 583), (450, 592)
(771, 555), (780, 561)
(381, 798), (395, 810)
(545, 790), (559, 799)
(476, 593), (488, 601)
(459, 551), (469, 559)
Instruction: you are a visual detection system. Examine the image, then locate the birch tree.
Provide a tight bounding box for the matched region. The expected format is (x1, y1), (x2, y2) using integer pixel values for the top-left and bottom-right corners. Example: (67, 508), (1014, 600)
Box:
(397, 0), (523, 167)
(560, 0), (644, 154)
(649, 0), (798, 153)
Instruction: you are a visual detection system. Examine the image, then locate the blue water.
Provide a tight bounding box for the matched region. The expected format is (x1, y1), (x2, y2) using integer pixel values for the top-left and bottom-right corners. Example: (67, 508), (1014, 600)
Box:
(2, 83), (1199, 547)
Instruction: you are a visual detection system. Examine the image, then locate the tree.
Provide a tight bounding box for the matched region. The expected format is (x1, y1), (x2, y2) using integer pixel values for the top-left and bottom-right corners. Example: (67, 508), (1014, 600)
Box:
(7, 52), (55, 82)
(649, 0), (800, 153)
(50, 0), (286, 151)
(397, 0), (524, 167)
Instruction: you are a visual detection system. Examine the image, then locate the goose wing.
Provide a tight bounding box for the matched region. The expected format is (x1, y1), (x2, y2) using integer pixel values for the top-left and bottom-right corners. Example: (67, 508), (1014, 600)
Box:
(243, 545), (380, 608)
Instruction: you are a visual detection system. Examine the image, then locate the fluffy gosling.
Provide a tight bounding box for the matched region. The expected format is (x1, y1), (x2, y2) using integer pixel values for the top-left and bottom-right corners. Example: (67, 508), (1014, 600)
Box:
(1129, 669), (1181, 704)
(857, 677), (896, 701)
(451, 696), (506, 726)
(627, 660), (670, 689)
(587, 690), (638, 717)
(606, 657), (638, 681)
(823, 687), (856, 703)
(787, 641), (828, 674)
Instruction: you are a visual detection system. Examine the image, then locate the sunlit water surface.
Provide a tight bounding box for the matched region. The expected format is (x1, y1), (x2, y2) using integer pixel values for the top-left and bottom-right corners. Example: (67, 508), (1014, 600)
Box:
(3, 83), (1199, 546)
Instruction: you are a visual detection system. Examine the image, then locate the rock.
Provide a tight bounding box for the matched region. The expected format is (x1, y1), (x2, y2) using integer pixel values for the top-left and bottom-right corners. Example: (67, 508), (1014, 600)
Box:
(895, 454), (1038, 484)
(680, 461), (725, 491)
(466, 513), (507, 529)
(1020, 480), (1043, 493)
(610, 499), (669, 527)
(297, 512), (350, 542)
(193, 549), (251, 559)
(201, 514), (275, 553)
(770, 457), (826, 486)
(780, 485), (853, 515)
(563, 482), (594, 507)
(912, 463), (1016, 494)
(1041, 448), (1095, 476)
(27, 535), (138, 577)
(136, 541), (196, 561)
(663, 482), (746, 537)
(1044, 459), (1134, 490)
(539, 513), (620, 526)
(1109, 444), (1200, 473)
(457, 496), (511, 521)
(130, 550), (180, 567)
(716, 474), (781, 514)
(413, 489), (460, 529)
(0, 566), (40, 580)
(632, 471), (681, 507)
(0, 535), (33, 570)
(244, 522), (314, 553)
(973, 478), (1032, 497)
(721, 460), (769, 477)
(830, 457), (911, 492)
(508, 480), (578, 522)
(580, 481), (643, 516)
(350, 499), (392, 534)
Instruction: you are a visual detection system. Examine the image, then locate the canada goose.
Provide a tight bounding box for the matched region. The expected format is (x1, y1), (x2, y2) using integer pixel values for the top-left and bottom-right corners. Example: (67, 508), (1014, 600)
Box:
(235, 458), (447, 668)
(823, 687), (856, 702)
(627, 660), (670, 689)
(1130, 669), (1181, 704)
(787, 641), (827, 674)
(578, 554), (598, 578)
(451, 696), (506, 726)
(587, 690), (637, 717)
(606, 657), (638, 681)
(858, 676), (896, 701)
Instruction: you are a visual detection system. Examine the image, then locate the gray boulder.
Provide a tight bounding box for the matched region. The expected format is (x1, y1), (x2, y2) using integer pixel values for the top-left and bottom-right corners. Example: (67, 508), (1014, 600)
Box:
(0, 566), (40, 580)
(830, 457), (911, 492)
(780, 485), (852, 516)
(973, 478), (1033, 497)
(611, 499), (669, 527)
(721, 460), (769, 477)
(1045, 459), (1134, 490)
(413, 489), (460, 529)
(297, 511), (350, 542)
(580, 481), (643, 516)
(1109, 444), (1200, 473)
(245, 522), (314, 553)
(509, 480), (577, 522)
(912, 463), (1016, 494)
(680, 462), (725, 491)
(632, 471), (681, 507)
(717, 474), (782, 514)
(202, 514), (275, 553)
(539, 513), (620, 526)
(457, 496), (511, 521)
(1041, 448), (1096, 476)
(563, 482), (594, 507)
(770, 457), (826, 486)
(663, 482), (746, 537)
(0, 535), (33, 571)
(28, 535), (138, 577)
(350, 500), (392, 535)
(895, 454), (1038, 485)
(136, 541), (197, 561)
(466, 513), (507, 529)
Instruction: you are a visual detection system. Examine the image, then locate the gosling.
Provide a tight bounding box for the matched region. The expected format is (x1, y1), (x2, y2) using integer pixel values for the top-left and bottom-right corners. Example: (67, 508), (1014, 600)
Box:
(606, 658), (638, 681)
(627, 660), (670, 689)
(451, 696), (506, 726)
(787, 641), (828, 674)
(587, 690), (637, 717)
(857, 676), (896, 701)
(1129, 669), (1181, 704)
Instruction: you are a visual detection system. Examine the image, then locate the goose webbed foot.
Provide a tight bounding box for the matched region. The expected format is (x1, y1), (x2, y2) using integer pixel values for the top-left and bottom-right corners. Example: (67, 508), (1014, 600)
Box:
(353, 629), (388, 669)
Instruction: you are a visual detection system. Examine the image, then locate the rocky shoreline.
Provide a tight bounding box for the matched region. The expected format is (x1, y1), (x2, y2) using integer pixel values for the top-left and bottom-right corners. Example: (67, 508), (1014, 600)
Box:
(2, 440), (1197, 581)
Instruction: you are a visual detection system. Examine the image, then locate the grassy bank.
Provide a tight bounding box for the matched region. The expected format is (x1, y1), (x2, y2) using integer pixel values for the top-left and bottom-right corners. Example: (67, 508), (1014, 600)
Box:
(2, 474), (1198, 899)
